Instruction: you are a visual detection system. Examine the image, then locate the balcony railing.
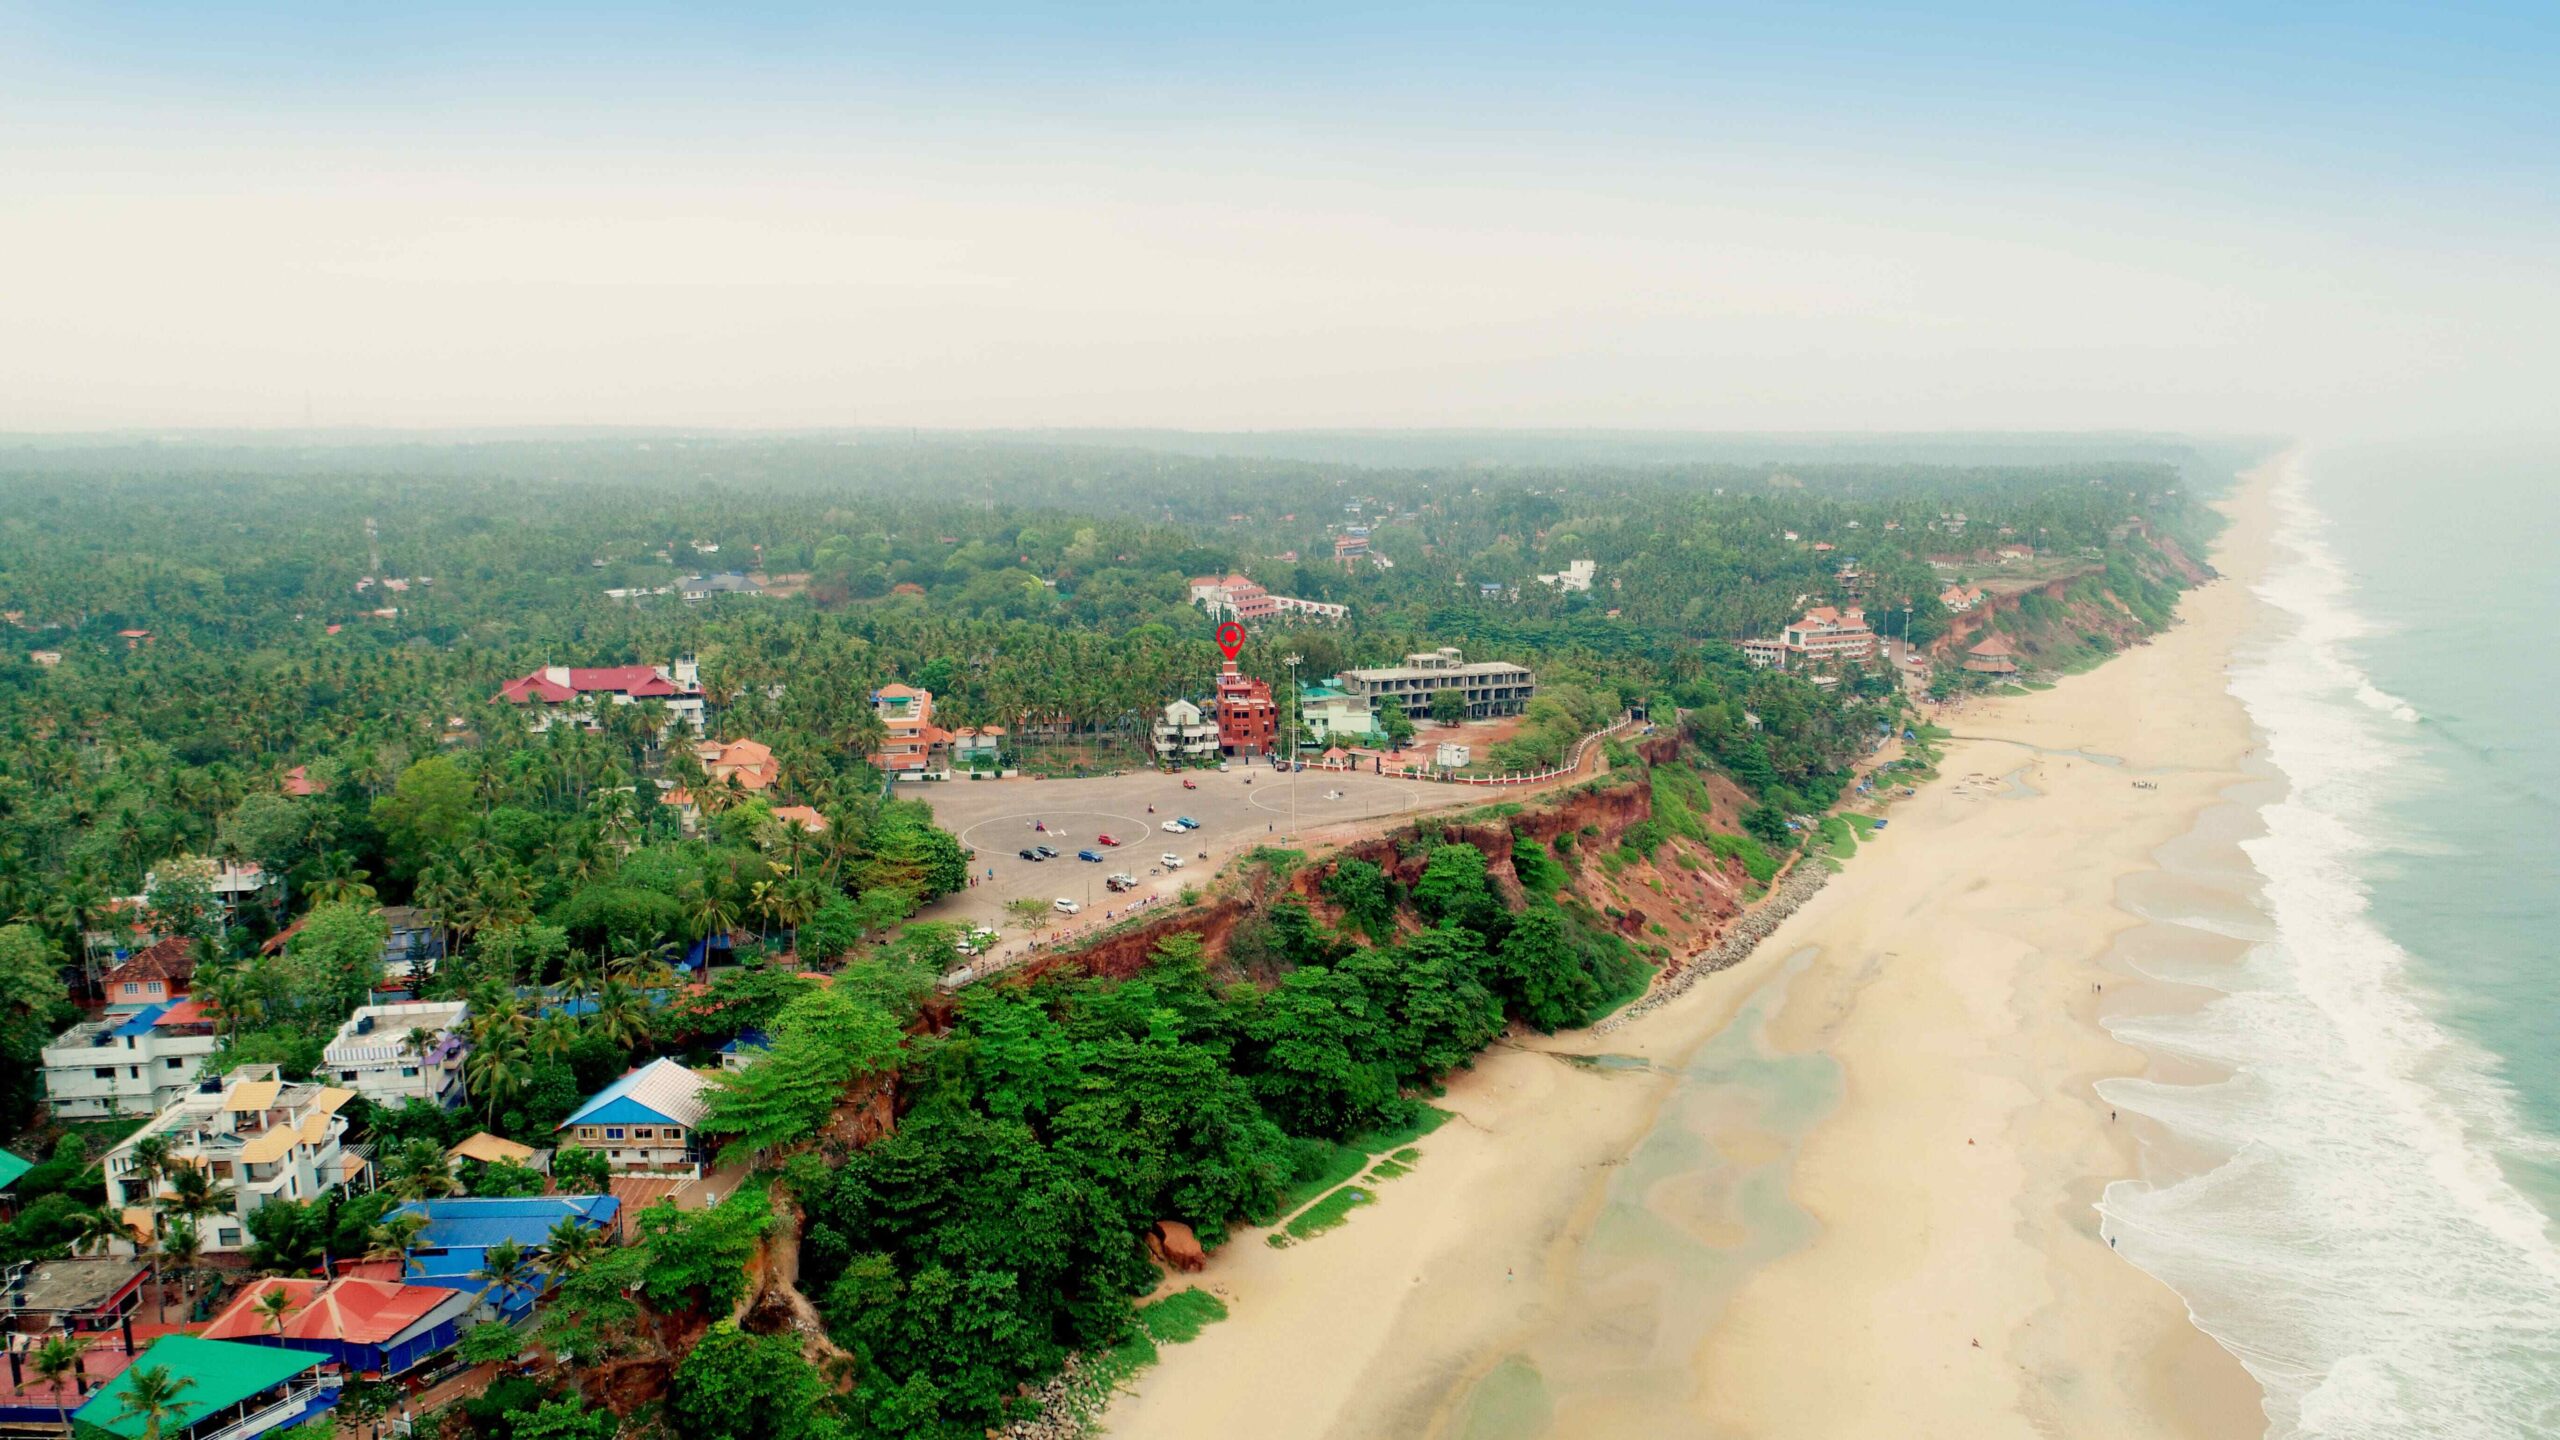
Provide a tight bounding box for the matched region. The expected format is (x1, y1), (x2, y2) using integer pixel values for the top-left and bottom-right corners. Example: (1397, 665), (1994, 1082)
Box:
(197, 1377), (341, 1440)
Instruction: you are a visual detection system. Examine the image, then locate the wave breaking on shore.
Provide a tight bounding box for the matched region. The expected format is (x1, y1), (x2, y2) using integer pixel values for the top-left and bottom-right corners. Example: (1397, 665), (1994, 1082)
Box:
(2097, 456), (2560, 1439)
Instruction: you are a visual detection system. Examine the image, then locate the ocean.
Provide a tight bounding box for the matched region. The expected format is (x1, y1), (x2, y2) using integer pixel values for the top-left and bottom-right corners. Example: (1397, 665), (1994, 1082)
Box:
(2100, 444), (2560, 1439)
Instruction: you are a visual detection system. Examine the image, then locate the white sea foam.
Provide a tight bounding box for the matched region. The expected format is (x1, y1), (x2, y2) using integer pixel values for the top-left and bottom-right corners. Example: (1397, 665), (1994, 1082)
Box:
(2096, 454), (2560, 1439)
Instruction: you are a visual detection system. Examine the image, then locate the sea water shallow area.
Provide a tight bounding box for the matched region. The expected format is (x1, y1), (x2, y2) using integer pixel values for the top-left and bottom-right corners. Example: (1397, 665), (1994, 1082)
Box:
(2096, 456), (2560, 1440)
(1446, 948), (1838, 1440)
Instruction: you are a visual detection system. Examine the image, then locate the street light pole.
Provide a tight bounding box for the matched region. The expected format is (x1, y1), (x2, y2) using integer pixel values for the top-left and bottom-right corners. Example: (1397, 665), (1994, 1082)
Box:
(1284, 653), (1302, 843)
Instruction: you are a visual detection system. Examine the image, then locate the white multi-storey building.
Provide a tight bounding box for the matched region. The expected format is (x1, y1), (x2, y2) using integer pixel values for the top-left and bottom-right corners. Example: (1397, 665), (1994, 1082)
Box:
(103, 1066), (361, 1254)
(1150, 698), (1220, 766)
(322, 1000), (470, 1109)
(38, 1000), (219, 1120)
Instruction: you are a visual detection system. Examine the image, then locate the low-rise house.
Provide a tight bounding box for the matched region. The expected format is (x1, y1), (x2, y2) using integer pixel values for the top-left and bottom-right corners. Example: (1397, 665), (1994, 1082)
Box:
(494, 659), (705, 737)
(27, 650), (60, 666)
(386, 1196), (620, 1318)
(379, 905), (446, 981)
(1535, 559), (1597, 592)
(1150, 699), (1220, 767)
(104, 1067), (360, 1254)
(444, 1132), (538, 1172)
(322, 1001), (469, 1109)
(139, 857), (285, 931)
(2, 1254), (148, 1333)
(1434, 741), (1473, 769)
(99, 937), (198, 1010)
(950, 726), (1004, 768)
(280, 765), (321, 797)
(768, 805), (829, 833)
(678, 572), (765, 601)
(1296, 683), (1376, 741)
(556, 1058), (710, 1177)
(74, 1334), (337, 1440)
(694, 737), (780, 792)
(717, 1028), (771, 1072)
(200, 1276), (474, 1378)
(39, 999), (219, 1120)
(1939, 584), (1984, 614)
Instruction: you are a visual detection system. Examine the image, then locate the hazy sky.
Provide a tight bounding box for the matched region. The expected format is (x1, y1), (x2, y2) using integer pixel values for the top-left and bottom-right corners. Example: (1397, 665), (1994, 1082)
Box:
(3, 2), (2554, 438)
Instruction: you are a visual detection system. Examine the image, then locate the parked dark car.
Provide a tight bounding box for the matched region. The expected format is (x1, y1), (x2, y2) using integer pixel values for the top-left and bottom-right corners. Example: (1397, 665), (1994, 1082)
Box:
(1018, 847), (1045, 861)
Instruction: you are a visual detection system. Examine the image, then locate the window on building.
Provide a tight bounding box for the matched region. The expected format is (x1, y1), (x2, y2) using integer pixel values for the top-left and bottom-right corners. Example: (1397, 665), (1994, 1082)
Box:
(165, 1058), (184, 1068)
(604, 1127), (624, 1140)
(123, 982), (139, 995)
(218, 1228), (241, 1246)
(632, 1127), (654, 1140)
(93, 1067), (115, 1079)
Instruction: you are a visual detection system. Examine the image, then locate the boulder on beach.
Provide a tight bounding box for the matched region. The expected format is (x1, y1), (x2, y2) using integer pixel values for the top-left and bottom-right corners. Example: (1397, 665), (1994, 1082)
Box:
(1148, 1220), (1207, 1272)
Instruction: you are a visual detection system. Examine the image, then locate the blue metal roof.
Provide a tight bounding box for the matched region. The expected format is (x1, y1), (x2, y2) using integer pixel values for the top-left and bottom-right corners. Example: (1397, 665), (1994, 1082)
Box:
(389, 1195), (620, 1253)
(718, 1028), (770, 1055)
(111, 1003), (172, 1038)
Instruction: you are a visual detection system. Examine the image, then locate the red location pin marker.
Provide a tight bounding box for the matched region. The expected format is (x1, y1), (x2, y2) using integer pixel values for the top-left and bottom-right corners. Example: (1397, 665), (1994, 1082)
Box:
(1215, 621), (1245, 661)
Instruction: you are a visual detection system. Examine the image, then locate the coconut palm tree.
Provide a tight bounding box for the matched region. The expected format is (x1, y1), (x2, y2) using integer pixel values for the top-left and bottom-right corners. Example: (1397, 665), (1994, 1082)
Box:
(528, 1009), (580, 1063)
(68, 1202), (133, 1256)
(127, 1135), (173, 1204)
(465, 1041), (528, 1130)
(159, 1218), (203, 1322)
(162, 1163), (236, 1229)
(472, 1238), (537, 1314)
(382, 1139), (460, 1202)
(30, 1334), (90, 1434)
(110, 1363), (200, 1440)
(305, 851), (377, 906)
(252, 1282), (298, 1336)
(539, 1215), (605, 1280)
(590, 979), (654, 1053)
(363, 1212), (431, 1277)
(403, 1025), (442, 1104)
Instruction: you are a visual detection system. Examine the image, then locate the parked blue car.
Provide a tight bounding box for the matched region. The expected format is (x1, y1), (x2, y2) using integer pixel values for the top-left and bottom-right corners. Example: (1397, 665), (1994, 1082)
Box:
(1077, 848), (1103, 862)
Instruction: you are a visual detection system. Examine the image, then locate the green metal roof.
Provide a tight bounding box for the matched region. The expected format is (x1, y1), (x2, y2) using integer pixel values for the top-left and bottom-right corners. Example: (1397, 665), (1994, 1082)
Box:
(0, 1149), (31, 1190)
(74, 1335), (321, 1438)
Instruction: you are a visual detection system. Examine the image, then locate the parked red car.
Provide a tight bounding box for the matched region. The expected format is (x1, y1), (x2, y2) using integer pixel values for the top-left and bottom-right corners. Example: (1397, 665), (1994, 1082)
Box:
(1097, 834), (1120, 846)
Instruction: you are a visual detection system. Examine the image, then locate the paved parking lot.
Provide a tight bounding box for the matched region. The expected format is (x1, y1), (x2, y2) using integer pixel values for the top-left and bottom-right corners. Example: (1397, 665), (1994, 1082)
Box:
(909, 764), (1485, 952)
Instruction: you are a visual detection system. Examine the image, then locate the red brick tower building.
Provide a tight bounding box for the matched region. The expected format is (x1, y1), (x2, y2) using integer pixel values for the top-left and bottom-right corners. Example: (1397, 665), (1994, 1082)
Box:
(1213, 660), (1279, 758)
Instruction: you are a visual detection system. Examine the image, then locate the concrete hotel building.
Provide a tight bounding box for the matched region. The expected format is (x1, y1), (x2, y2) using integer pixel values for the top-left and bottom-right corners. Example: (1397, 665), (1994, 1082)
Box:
(1337, 648), (1535, 718)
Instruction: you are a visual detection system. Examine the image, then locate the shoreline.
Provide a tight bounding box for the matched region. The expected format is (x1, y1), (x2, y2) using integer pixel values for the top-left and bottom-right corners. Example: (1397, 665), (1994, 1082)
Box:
(1097, 462), (2282, 1440)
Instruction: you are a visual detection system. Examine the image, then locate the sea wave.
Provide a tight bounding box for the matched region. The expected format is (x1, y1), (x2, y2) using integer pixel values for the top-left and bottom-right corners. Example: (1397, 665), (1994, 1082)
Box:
(2096, 454), (2560, 1440)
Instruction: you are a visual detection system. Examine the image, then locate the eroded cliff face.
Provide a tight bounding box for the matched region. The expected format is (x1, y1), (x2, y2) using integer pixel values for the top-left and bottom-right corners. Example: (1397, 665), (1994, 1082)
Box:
(1007, 733), (1748, 986)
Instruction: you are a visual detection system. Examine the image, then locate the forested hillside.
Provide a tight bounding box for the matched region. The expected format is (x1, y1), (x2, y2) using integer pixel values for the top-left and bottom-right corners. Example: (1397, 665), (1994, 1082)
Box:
(0, 434), (2223, 1440)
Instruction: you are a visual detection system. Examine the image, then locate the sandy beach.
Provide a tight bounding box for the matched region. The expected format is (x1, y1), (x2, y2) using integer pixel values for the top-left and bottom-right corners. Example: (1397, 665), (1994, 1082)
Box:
(1100, 465), (2280, 1440)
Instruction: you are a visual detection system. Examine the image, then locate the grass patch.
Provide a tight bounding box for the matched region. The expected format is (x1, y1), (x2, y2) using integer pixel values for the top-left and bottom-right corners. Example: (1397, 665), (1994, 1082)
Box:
(1242, 846), (1307, 883)
(1273, 1105), (1451, 1216)
(1817, 815), (1857, 857)
(1366, 1159), (1412, 1182)
(1280, 1182), (1376, 1242)
(1087, 1289), (1232, 1392)
(1842, 813), (1878, 835)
